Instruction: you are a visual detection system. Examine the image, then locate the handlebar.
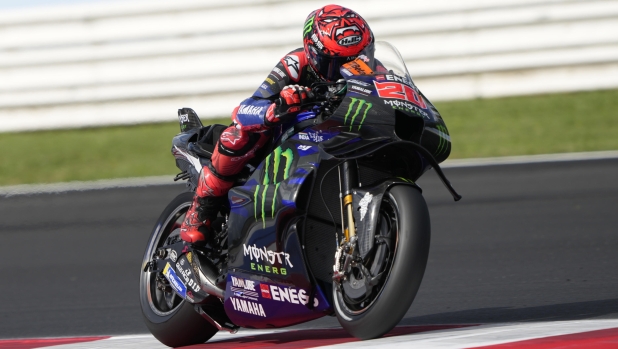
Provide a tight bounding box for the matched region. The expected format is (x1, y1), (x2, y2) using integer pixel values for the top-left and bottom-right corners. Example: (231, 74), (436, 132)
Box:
(273, 79), (346, 119)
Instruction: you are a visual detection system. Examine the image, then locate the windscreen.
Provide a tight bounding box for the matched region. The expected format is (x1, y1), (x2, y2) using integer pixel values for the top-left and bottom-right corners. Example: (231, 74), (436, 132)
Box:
(341, 41), (415, 86)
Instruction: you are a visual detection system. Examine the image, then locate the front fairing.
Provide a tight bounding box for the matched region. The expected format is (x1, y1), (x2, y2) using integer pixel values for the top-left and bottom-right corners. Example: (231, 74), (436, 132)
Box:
(335, 41), (431, 129)
(321, 41), (451, 164)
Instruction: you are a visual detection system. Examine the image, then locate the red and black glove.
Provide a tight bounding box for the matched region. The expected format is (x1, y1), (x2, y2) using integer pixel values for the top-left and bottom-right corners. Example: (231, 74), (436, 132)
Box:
(265, 85), (313, 125)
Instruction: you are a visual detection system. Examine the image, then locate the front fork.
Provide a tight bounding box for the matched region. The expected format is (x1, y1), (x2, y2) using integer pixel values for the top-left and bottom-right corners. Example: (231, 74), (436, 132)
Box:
(333, 160), (359, 283)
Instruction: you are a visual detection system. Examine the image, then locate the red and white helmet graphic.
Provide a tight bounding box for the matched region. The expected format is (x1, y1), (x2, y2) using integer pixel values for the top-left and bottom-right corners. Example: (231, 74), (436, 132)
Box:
(303, 4), (374, 81)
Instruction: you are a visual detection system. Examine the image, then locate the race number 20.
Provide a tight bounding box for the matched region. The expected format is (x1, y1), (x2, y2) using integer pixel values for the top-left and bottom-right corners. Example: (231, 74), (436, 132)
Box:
(374, 81), (427, 109)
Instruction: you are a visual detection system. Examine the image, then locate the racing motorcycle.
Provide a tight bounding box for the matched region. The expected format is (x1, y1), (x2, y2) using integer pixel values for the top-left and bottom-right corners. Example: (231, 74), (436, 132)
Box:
(139, 42), (461, 347)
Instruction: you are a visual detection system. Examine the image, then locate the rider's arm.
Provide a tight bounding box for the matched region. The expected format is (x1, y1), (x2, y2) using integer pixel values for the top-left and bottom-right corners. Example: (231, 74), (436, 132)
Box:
(232, 49), (312, 131)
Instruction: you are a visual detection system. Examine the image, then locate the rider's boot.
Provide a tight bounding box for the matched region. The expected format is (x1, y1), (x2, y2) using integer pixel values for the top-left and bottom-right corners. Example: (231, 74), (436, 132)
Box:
(180, 165), (234, 246)
(179, 195), (222, 245)
(179, 121), (269, 245)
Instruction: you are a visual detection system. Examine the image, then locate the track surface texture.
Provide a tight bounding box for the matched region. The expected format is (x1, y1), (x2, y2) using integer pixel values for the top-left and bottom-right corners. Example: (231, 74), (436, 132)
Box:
(0, 158), (617, 340)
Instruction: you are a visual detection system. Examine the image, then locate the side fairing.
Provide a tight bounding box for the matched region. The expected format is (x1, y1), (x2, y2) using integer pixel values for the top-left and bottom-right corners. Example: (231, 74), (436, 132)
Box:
(224, 269), (330, 328)
(224, 129), (335, 328)
(418, 92), (451, 163)
(226, 133), (323, 244)
(333, 74), (451, 163)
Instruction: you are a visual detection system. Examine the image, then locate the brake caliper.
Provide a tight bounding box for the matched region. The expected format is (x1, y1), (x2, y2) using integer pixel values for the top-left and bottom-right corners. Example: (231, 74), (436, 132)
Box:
(332, 236), (358, 284)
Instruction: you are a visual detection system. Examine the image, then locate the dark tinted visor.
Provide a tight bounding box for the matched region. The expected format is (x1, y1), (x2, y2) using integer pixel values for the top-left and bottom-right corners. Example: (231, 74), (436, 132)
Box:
(308, 45), (353, 81)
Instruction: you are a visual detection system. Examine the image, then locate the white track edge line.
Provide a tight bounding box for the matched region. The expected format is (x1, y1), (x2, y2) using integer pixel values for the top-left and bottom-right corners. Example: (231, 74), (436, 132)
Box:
(2, 150), (617, 197)
(0, 175), (182, 197)
(319, 320), (618, 348)
(441, 150), (618, 168)
(19, 320), (618, 349)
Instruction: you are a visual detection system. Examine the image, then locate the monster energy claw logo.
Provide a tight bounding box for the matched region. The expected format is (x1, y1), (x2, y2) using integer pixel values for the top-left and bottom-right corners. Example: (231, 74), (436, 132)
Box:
(303, 16), (315, 37)
(254, 146), (295, 228)
(435, 124), (450, 156)
(344, 98), (373, 130)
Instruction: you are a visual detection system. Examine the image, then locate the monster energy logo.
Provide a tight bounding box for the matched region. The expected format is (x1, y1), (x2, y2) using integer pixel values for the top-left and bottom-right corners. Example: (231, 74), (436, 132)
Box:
(303, 16), (315, 37)
(254, 146), (295, 228)
(344, 97), (373, 130)
(435, 124), (450, 156)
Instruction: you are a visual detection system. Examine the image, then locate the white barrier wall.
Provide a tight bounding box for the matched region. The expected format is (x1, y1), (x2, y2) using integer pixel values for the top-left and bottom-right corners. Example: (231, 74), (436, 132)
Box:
(0, 0), (617, 132)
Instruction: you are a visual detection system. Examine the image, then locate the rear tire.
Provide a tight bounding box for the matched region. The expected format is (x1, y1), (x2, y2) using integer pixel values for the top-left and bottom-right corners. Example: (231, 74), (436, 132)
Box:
(333, 185), (430, 339)
(139, 192), (218, 347)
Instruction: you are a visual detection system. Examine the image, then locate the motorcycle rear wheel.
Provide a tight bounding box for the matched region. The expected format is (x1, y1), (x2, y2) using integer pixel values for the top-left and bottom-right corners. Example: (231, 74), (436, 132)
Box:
(333, 185), (431, 339)
(139, 192), (218, 347)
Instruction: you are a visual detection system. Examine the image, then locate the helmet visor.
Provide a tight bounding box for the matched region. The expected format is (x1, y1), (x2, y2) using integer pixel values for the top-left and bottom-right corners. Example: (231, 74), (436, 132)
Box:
(308, 45), (353, 81)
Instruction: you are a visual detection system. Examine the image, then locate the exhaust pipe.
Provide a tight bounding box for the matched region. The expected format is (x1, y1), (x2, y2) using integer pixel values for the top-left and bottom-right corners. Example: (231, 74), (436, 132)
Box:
(192, 252), (225, 299)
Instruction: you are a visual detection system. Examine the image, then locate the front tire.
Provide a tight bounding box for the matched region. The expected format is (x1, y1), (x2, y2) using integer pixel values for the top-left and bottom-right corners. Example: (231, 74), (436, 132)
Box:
(139, 192), (218, 347)
(333, 185), (431, 339)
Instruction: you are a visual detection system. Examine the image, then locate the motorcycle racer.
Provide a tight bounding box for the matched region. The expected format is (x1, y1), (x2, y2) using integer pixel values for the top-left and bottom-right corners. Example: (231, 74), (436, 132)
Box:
(179, 4), (375, 245)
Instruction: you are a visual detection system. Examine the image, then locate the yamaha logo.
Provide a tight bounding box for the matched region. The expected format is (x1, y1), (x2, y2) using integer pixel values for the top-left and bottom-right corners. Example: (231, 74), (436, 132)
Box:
(338, 35), (361, 46)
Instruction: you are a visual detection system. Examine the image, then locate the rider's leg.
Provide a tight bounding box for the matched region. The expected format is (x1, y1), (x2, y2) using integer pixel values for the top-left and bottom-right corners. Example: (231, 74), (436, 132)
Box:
(180, 125), (269, 244)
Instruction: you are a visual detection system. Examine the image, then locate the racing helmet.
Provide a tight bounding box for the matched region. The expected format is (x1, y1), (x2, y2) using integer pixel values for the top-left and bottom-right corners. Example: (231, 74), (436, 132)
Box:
(303, 4), (374, 81)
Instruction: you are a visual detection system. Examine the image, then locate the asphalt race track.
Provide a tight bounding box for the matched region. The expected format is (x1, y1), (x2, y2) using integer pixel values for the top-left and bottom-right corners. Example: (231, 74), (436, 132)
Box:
(1, 158), (617, 340)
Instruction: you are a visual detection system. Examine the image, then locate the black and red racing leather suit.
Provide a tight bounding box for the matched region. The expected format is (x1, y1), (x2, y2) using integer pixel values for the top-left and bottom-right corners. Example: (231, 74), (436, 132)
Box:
(195, 48), (320, 199)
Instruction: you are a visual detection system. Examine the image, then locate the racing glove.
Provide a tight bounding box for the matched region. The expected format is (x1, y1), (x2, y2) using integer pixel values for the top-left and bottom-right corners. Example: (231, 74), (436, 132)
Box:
(265, 85), (313, 125)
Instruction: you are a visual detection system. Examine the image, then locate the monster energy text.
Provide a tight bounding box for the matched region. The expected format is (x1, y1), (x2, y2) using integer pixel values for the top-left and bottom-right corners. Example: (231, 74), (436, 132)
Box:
(244, 243), (293, 275)
(383, 99), (429, 119)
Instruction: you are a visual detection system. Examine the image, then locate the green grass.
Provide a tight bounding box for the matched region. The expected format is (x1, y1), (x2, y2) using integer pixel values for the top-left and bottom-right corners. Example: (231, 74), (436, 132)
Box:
(1, 89), (617, 186)
(436, 89), (618, 158)
(0, 118), (230, 186)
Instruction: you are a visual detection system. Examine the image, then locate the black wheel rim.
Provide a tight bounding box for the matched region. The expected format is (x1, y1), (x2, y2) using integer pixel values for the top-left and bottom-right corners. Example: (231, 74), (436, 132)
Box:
(337, 196), (399, 315)
(144, 202), (190, 317)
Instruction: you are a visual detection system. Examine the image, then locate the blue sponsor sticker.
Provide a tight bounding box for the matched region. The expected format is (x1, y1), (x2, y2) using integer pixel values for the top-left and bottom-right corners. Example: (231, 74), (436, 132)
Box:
(295, 144), (317, 157)
(305, 130), (325, 143)
(163, 263), (187, 298)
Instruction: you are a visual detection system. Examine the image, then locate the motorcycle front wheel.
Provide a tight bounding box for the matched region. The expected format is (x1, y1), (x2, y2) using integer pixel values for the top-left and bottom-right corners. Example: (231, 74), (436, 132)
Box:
(333, 185), (431, 339)
(139, 192), (218, 347)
